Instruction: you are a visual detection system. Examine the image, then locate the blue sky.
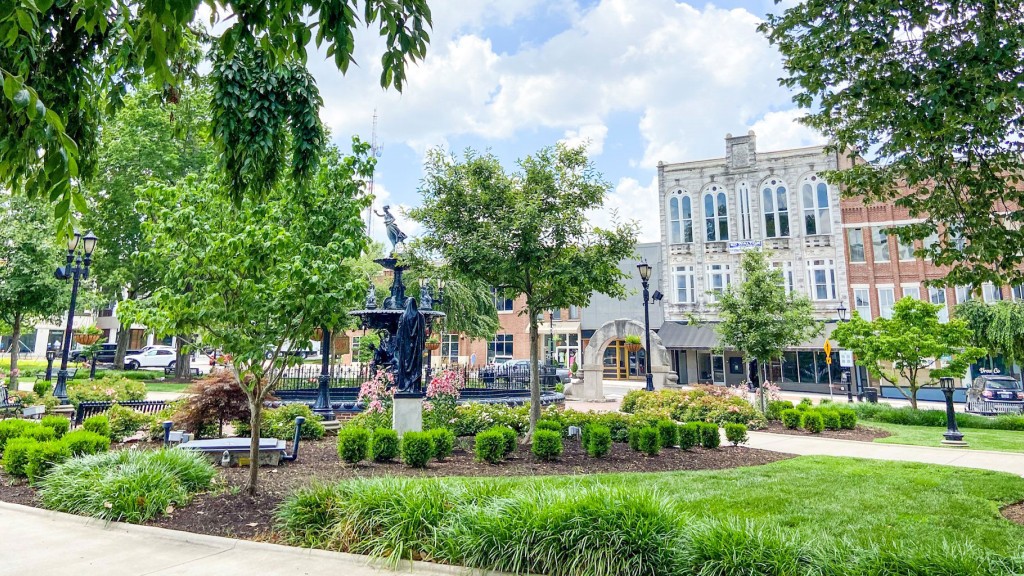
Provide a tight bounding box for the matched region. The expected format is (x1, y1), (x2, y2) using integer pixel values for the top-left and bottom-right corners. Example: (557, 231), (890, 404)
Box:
(304, 0), (822, 245)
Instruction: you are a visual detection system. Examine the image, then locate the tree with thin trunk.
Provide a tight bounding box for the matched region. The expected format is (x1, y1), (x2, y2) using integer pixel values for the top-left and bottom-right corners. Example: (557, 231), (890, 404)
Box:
(410, 143), (637, 435)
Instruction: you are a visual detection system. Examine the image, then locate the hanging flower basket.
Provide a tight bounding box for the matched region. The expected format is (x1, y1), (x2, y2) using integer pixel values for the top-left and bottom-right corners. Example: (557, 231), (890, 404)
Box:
(312, 327), (324, 341)
(624, 342), (642, 353)
(425, 340), (441, 351)
(74, 333), (101, 346)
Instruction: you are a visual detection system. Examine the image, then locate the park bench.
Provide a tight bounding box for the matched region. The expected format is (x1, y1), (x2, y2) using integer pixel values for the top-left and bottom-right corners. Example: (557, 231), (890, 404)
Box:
(164, 365), (202, 377)
(74, 400), (169, 426)
(33, 368), (78, 381)
(0, 386), (21, 417)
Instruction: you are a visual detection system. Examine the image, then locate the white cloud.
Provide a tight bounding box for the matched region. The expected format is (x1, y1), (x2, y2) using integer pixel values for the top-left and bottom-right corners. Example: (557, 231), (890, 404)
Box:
(560, 124), (608, 156)
(749, 109), (828, 150)
(588, 175), (661, 243)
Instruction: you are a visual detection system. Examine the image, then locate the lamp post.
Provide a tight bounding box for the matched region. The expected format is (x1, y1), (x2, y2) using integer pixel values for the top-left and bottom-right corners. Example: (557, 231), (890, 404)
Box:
(940, 376), (967, 446)
(548, 311), (555, 365)
(44, 343), (58, 381)
(53, 230), (98, 405)
(837, 302), (853, 403)
(637, 261), (655, 393)
(312, 326), (333, 418)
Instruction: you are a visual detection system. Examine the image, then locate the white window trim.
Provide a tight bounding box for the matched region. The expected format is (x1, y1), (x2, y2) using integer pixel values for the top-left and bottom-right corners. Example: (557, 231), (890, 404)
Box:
(901, 283), (921, 301)
(737, 183), (752, 240)
(929, 286), (949, 323)
(703, 187), (729, 242)
(877, 285), (896, 319)
(762, 180), (790, 239)
(802, 178), (832, 236)
(806, 259), (837, 301)
(705, 264), (732, 303)
(852, 285), (872, 320)
(673, 266), (696, 304)
(872, 227), (890, 263)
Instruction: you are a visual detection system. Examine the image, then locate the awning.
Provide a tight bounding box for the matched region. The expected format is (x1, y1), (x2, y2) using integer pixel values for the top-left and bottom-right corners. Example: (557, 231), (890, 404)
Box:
(658, 321), (838, 351)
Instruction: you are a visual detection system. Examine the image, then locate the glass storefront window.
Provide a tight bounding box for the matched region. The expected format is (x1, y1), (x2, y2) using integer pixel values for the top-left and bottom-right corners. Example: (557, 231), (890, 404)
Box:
(782, 352), (799, 383)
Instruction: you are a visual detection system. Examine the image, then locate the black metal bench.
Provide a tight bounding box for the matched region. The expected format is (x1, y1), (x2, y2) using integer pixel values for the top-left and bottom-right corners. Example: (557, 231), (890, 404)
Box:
(33, 368), (78, 381)
(164, 365), (202, 377)
(74, 400), (169, 426)
(0, 386), (21, 416)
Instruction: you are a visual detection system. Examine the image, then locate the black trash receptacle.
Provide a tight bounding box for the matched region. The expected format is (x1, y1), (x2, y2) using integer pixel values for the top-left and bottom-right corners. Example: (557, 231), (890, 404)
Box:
(864, 388), (879, 403)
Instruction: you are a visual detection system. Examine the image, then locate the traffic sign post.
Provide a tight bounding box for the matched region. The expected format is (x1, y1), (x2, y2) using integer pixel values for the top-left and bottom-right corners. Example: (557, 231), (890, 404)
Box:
(824, 340), (833, 400)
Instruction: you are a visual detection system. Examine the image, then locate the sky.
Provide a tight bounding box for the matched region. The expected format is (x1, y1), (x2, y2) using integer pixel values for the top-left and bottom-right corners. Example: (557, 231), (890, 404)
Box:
(302, 0), (825, 246)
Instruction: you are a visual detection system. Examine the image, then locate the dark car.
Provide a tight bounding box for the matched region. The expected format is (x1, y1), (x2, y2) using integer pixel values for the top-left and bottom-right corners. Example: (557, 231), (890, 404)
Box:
(965, 374), (1024, 415)
(69, 343), (141, 364)
(480, 359), (569, 388)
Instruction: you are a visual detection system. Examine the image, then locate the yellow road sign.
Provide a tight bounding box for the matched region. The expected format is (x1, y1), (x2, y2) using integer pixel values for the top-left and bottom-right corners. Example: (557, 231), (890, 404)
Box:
(823, 339), (832, 357)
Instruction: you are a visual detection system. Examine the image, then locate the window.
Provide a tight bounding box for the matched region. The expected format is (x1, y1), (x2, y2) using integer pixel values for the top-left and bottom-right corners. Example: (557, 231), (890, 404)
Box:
(897, 229), (916, 261)
(551, 309), (562, 321)
(673, 265), (696, 304)
(982, 283), (1003, 303)
(669, 194), (693, 244)
(568, 305), (580, 320)
(847, 228), (865, 263)
(762, 179), (789, 238)
(901, 283), (921, 301)
(878, 287), (895, 319)
(706, 264), (731, 303)
(704, 186), (729, 241)
(737, 182), (752, 240)
(872, 228), (890, 262)
(806, 259), (837, 301)
(1014, 285), (1024, 300)
(441, 333), (459, 362)
(802, 177), (831, 235)
(488, 334), (514, 362)
(854, 287), (871, 320)
(956, 285), (973, 304)
(771, 261), (794, 294)
(492, 287), (513, 312)
(929, 287), (949, 323)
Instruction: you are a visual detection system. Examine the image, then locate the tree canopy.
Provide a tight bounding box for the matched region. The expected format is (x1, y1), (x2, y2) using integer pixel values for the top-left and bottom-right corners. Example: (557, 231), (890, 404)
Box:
(410, 143), (637, 432)
(760, 1), (1024, 287)
(955, 299), (1024, 376)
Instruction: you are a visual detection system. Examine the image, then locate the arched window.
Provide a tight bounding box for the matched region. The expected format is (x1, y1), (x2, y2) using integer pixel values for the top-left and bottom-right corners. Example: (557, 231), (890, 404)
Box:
(704, 186), (729, 242)
(736, 182), (752, 240)
(669, 196), (680, 244)
(668, 192), (693, 244)
(802, 176), (832, 235)
(762, 179), (789, 238)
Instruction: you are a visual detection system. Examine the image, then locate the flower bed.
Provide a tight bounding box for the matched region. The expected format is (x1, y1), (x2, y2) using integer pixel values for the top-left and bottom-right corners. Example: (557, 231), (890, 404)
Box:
(621, 386), (766, 428)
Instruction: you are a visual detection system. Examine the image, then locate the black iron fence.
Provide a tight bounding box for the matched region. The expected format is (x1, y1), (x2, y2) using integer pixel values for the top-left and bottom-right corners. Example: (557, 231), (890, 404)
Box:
(74, 400), (169, 426)
(276, 363), (557, 392)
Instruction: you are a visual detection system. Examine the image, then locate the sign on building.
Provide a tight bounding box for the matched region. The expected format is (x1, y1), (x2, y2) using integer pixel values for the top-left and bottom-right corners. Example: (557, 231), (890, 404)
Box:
(727, 240), (762, 254)
(839, 350), (854, 368)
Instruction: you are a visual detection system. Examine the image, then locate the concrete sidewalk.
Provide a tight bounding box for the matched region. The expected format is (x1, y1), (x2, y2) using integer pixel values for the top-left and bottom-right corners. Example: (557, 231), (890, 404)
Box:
(746, 431), (1024, 476)
(0, 502), (473, 576)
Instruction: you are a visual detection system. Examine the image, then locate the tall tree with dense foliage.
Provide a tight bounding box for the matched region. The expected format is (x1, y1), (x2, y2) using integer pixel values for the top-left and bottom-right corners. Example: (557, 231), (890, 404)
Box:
(0, 195), (68, 389)
(832, 297), (984, 409)
(1, 0), (431, 233)
(714, 249), (820, 410)
(128, 140), (374, 495)
(411, 144), (638, 434)
(955, 299), (1024, 378)
(84, 80), (213, 370)
(760, 1), (1024, 287)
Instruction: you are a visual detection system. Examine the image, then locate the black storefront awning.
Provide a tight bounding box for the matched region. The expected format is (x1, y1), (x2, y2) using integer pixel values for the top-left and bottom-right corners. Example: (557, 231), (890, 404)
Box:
(658, 321), (837, 351)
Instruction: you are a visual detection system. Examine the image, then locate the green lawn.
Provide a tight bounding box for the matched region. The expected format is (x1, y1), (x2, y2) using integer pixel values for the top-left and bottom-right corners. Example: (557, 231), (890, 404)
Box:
(865, 421), (1024, 453)
(143, 381), (190, 394)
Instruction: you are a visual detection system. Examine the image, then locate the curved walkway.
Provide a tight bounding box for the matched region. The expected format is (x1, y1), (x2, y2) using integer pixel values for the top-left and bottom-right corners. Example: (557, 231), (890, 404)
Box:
(746, 431), (1024, 476)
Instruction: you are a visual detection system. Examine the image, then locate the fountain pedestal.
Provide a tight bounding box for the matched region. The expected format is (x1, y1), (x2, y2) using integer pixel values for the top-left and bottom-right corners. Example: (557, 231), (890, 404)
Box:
(392, 393), (424, 435)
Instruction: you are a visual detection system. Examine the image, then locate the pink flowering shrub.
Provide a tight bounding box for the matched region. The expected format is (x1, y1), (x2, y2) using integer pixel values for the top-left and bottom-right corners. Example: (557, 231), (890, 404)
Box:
(424, 369), (463, 430)
(67, 375), (146, 407)
(621, 386), (764, 428)
(357, 369), (395, 414)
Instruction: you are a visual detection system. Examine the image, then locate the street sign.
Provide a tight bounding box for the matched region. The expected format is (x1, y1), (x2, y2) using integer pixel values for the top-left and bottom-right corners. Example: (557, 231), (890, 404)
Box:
(839, 349), (854, 368)
(823, 339), (832, 357)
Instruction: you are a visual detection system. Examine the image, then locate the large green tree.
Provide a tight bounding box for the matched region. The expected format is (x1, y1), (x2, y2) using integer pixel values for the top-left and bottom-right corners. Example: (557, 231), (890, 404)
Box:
(832, 297), (984, 409)
(128, 140), (373, 495)
(761, 1), (1024, 287)
(955, 299), (1024, 378)
(411, 144), (637, 434)
(0, 195), (68, 389)
(1, 0), (431, 234)
(713, 249), (820, 410)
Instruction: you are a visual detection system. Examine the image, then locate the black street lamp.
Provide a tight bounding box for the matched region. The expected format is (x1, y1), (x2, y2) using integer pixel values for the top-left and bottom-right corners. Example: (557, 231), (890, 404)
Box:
(836, 302), (853, 403)
(53, 230), (98, 405)
(44, 343), (58, 381)
(549, 311), (555, 364)
(940, 376), (967, 446)
(422, 279), (444, 381)
(637, 261), (655, 393)
(312, 326), (334, 418)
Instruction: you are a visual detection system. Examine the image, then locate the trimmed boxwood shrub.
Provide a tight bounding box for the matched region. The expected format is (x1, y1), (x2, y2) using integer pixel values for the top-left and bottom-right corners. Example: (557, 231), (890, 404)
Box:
(3, 437), (38, 476)
(0, 419), (32, 450)
(797, 398), (814, 410)
(627, 426), (643, 451)
(497, 426), (517, 455)
(83, 414), (111, 438)
(781, 409), (802, 430)
(337, 427), (371, 464)
(802, 411), (824, 434)
(40, 416), (70, 439)
(837, 409), (857, 430)
(585, 425), (612, 458)
(536, 420), (562, 433)
(635, 426), (661, 456)
(532, 429), (563, 460)
(22, 425), (56, 443)
(766, 400), (795, 421)
(656, 419), (678, 448)
(26, 440), (72, 483)
(401, 431), (435, 468)
(61, 430), (111, 456)
(371, 428), (400, 462)
(678, 423), (699, 450)
(428, 428), (455, 461)
(475, 428), (508, 464)
(821, 410), (841, 431)
(698, 423), (721, 449)
(725, 423), (748, 446)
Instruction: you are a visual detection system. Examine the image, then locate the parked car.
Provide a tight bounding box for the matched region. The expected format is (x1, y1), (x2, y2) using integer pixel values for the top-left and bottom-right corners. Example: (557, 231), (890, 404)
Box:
(123, 346), (177, 371)
(480, 359), (570, 386)
(69, 343), (141, 364)
(965, 374), (1024, 415)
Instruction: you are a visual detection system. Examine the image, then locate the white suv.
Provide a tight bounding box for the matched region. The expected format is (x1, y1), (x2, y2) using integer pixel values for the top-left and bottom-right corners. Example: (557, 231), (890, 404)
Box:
(123, 346), (177, 371)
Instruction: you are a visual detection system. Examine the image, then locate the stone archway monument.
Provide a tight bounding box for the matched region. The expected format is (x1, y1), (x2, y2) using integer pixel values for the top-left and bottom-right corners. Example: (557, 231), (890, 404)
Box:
(581, 318), (674, 400)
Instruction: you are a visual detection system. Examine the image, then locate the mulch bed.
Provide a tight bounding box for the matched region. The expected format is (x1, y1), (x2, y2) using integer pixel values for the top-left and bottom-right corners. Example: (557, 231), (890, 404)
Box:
(0, 437), (792, 541)
(1002, 501), (1024, 526)
(762, 422), (891, 442)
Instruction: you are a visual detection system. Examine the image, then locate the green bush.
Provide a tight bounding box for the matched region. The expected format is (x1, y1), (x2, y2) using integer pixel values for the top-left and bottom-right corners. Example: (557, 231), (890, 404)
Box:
(780, 409), (802, 429)
(496, 426), (517, 456)
(475, 428), (508, 464)
(837, 409), (857, 430)
(263, 404), (326, 440)
(67, 375), (146, 407)
(678, 423), (699, 450)
(371, 428), (400, 462)
(61, 429), (111, 456)
(698, 423), (721, 449)
(585, 425), (611, 458)
(451, 403), (530, 436)
(0, 419), (32, 450)
(724, 423), (748, 446)
(108, 404), (152, 442)
(797, 398), (814, 410)
(621, 387), (766, 428)
(337, 427), (370, 464)
(428, 428), (455, 461)
(26, 440), (72, 483)
(22, 425), (56, 443)
(766, 400), (795, 421)
(401, 431), (434, 468)
(536, 419), (562, 433)
(802, 411), (824, 433)
(3, 437), (38, 476)
(83, 414), (111, 438)
(634, 426), (661, 456)
(821, 409), (841, 431)
(38, 449), (215, 523)
(531, 429), (563, 460)
(40, 415), (70, 439)
(656, 419), (678, 448)
(33, 380), (50, 397)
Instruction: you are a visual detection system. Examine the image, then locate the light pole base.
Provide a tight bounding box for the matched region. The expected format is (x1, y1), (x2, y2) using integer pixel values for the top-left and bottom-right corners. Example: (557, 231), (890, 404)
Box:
(940, 438), (969, 448)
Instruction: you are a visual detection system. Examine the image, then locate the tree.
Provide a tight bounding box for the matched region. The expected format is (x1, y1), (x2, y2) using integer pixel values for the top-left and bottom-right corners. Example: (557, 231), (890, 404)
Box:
(955, 299), (1024, 378)
(760, 1), (1024, 287)
(130, 140), (373, 495)
(713, 249), (820, 410)
(1, 0), (431, 234)
(410, 144), (638, 434)
(832, 297), (985, 409)
(83, 80), (213, 371)
(0, 195), (68, 389)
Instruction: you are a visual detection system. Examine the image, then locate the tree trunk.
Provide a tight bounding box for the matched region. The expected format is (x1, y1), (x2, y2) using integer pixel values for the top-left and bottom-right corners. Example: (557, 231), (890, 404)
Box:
(174, 335), (192, 380)
(9, 312), (21, 390)
(246, 397), (262, 496)
(113, 323), (131, 370)
(528, 309), (541, 438)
